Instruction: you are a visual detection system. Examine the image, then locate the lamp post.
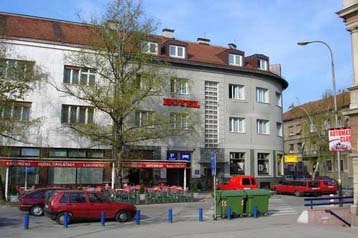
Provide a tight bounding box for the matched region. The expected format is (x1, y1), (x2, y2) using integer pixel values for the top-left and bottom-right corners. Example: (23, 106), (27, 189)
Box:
(297, 40), (342, 200)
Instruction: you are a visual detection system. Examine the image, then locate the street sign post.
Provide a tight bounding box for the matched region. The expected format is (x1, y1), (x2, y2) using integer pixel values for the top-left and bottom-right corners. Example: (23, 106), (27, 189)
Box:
(211, 152), (217, 220)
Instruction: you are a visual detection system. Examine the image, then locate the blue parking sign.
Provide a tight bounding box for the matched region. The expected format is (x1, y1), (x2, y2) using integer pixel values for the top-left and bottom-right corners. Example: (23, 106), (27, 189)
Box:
(210, 153), (216, 176)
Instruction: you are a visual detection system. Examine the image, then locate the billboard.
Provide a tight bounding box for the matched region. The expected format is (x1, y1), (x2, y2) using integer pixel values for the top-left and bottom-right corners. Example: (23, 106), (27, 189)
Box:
(328, 128), (351, 152)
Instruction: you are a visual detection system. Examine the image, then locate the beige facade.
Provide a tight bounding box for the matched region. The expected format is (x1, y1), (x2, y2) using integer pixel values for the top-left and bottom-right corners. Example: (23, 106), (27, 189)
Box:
(338, 0), (358, 227)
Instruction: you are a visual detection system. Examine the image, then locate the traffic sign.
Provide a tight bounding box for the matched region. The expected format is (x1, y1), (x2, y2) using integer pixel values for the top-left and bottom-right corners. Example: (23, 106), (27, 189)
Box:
(210, 152), (216, 176)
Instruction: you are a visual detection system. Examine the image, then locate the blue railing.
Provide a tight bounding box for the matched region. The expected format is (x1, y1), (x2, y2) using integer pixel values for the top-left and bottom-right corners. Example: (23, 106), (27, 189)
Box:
(304, 196), (353, 209)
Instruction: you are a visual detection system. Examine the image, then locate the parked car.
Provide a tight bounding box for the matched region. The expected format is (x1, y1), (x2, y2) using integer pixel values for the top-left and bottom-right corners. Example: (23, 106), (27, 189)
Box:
(270, 180), (320, 196)
(314, 179), (338, 195)
(18, 187), (68, 216)
(44, 190), (136, 225)
(217, 175), (258, 190)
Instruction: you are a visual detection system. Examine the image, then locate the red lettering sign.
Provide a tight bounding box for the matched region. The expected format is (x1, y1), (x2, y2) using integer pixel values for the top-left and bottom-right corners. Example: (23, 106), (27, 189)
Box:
(162, 98), (200, 108)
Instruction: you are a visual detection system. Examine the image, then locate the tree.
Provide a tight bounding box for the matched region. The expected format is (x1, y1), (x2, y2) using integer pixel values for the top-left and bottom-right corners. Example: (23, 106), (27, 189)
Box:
(51, 0), (198, 186)
(0, 38), (47, 143)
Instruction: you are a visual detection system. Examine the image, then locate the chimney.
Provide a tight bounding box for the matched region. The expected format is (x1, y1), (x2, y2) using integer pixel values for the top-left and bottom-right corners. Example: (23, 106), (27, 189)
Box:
(197, 37), (210, 45)
(162, 28), (174, 38)
(228, 43), (237, 49)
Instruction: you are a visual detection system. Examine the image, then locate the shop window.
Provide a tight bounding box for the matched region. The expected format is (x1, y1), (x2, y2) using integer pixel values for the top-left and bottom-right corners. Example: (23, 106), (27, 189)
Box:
(68, 149), (86, 158)
(230, 152), (245, 175)
(257, 153), (270, 176)
(88, 150), (104, 158)
(49, 149), (67, 158)
(21, 148), (40, 157)
(276, 153), (283, 176)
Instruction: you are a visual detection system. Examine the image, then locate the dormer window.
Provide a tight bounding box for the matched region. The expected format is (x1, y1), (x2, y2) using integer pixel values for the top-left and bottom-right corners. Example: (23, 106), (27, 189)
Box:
(228, 54), (243, 66)
(257, 59), (268, 70)
(169, 45), (185, 58)
(141, 41), (158, 55)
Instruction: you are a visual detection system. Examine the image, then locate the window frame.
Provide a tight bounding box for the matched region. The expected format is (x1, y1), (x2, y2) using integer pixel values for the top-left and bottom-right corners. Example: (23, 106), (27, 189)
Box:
(61, 104), (94, 124)
(257, 59), (268, 70)
(63, 66), (96, 86)
(170, 112), (189, 129)
(135, 110), (155, 127)
(229, 84), (245, 100)
(229, 117), (246, 133)
(169, 45), (185, 58)
(256, 87), (269, 103)
(228, 54), (243, 66)
(0, 101), (31, 122)
(141, 41), (158, 55)
(257, 119), (270, 135)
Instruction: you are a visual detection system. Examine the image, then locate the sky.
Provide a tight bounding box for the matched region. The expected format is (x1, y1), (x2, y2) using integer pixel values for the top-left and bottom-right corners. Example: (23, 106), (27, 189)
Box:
(0, 0), (353, 111)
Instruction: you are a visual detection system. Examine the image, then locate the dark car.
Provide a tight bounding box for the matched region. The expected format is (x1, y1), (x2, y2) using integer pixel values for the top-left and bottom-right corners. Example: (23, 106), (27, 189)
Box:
(44, 190), (136, 225)
(18, 187), (68, 216)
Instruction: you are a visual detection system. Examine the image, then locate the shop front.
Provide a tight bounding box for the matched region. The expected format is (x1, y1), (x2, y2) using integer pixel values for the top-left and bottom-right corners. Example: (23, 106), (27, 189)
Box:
(0, 159), (112, 200)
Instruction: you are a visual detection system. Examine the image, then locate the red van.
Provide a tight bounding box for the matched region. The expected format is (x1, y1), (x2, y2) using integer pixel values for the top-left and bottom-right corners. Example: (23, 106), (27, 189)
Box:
(271, 180), (320, 196)
(217, 175), (258, 190)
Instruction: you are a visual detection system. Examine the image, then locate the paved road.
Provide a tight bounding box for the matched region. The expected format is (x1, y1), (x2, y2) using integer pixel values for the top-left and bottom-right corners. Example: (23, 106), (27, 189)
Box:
(0, 194), (356, 238)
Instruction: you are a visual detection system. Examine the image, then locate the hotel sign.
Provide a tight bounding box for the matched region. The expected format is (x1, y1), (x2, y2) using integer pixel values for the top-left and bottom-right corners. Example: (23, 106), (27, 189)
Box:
(163, 98), (200, 108)
(0, 159), (111, 168)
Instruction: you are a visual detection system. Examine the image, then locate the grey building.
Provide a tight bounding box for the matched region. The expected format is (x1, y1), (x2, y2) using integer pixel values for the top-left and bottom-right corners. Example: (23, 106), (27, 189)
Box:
(0, 12), (288, 194)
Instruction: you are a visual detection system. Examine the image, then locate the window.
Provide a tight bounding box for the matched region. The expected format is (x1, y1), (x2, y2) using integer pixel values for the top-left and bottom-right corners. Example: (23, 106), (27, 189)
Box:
(49, 149), (67, 157)
(276, 153), (283, 176)
(170, 77), (189, 95)
(289, 144), (294, 152)
(21, 148), (40, 157)
(70, 192), (86, 203)
(0, 59), (34, 80)
(169, 45), (185, 58)
(229, 117), (245, 133)
(276, 92), (282, 107)
(230, 152), (245, 175)
(63, 66), (96, 85)
(141, 41), (158, 54)
(229, 84), (245, 100)
(326, 160), (332, 172)
(61, 104), (94, 124)
(257, 153), (270, 176)
(257, 119), (270, 135)
(256, 87), (269, 103)
(68, 149), (86, 158)
(257, 59), (268, 70)
(0, 101), (31, 121)
(170, 112), (189, 129)
(135, 111), (155, 127)
(228, 54), (243, 66)
(276, 122), (282, 137)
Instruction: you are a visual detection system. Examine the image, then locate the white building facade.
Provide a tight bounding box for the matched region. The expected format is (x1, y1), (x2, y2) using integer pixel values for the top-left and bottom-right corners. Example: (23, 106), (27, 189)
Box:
(0, 13), (288, 193)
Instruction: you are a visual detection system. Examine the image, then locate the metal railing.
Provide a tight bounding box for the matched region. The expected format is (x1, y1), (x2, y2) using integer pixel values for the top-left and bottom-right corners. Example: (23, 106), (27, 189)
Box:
(304, 195), (353, 209)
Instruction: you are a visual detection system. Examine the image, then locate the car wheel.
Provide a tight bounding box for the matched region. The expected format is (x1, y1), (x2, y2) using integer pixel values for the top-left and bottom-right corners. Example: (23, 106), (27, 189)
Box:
(30, 205), (43, 216)
(115, 210), (129, 222)
(56, 212), (72, 225)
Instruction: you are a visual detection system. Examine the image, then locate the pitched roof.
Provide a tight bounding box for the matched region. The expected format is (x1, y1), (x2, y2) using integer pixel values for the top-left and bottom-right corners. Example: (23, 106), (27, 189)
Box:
(283, 91), (350, 121)
(0, 12), (288, 89)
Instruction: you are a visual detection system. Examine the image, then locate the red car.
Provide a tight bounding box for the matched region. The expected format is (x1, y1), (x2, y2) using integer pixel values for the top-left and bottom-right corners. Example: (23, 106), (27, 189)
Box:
(44, 190), (136, 225)
(217, 176), (258, 190)
(18, 187), (68, 216)
(315, 179), (338, 195)
(271, 180), (320, 196)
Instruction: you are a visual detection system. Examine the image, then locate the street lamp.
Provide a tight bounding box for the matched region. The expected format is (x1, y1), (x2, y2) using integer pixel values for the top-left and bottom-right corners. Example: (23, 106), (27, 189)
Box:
(297, 40), (342, 199)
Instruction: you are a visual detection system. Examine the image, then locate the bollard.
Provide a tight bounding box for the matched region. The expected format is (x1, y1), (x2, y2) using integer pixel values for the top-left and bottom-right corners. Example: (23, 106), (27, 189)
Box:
(227, 207), (231, 220)
(24, 212), (29, 230)
(168, 208), (173, 223)
(253, 205), (257, 218)
(135, 210), (141, 225)
(198, 208), (203, 222)
(100, 211), (105, 226)
(64, 212), (68, 228)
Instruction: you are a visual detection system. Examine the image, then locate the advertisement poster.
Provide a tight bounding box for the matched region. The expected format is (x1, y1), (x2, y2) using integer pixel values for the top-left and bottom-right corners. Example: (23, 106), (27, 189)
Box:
(328, 128), (351, 152)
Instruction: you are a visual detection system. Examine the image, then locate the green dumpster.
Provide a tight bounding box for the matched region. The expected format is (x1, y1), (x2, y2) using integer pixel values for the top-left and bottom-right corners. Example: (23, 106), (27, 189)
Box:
(244, 189), (270, 216)
(215, 190), (246, 218)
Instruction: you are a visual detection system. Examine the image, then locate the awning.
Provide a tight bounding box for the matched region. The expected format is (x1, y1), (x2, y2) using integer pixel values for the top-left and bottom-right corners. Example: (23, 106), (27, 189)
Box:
(120, 160), (187, 169)
(0, 159), (111, 168)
